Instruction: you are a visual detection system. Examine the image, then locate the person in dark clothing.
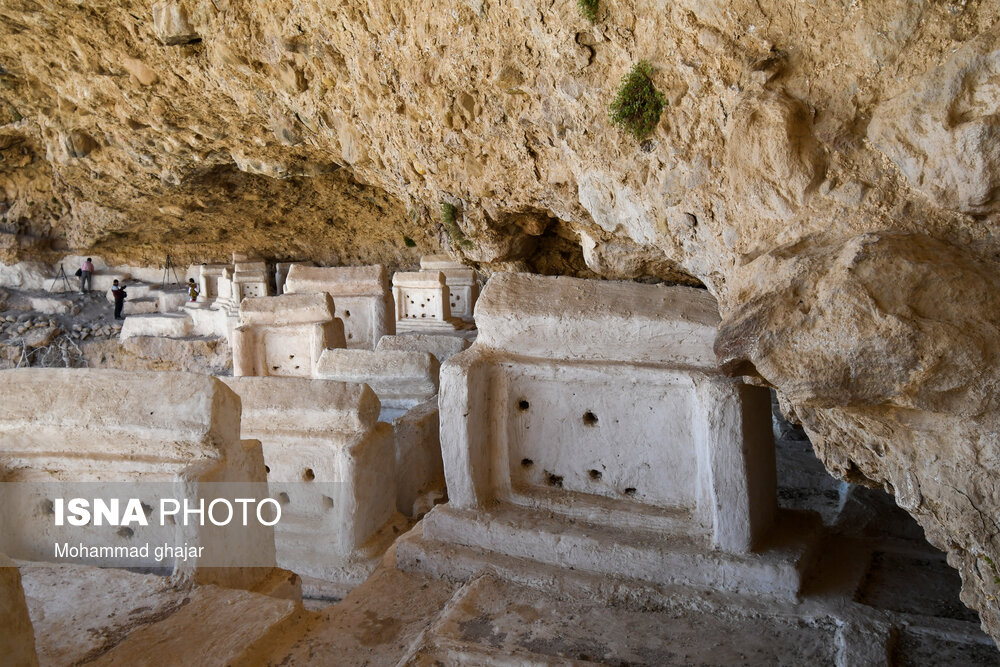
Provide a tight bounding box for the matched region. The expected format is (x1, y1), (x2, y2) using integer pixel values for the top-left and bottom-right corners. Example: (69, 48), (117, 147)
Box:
(112, 280), (127, 320)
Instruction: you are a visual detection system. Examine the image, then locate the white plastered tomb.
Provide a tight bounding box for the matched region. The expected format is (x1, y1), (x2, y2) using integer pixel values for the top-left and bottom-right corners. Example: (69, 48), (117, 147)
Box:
(0, 368), (280, 592)
(232, 293), (345, 377)
(314, 348), (439, 421)
(197, 263), (231, 303)
(232, 261), (271, 300)
(398, 273), (819, 599)
(275, 260), (313, 295)
(283, 264), (395, 350)
(419, 254), (479, 322)
(219, 376), (402, 591)
(312, 348), (446, 518)
(392, 271), (465, 333)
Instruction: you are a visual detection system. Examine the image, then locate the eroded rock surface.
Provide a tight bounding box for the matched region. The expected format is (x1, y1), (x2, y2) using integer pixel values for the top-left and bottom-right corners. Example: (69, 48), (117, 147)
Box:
(716, 231), (1000, 634)
(3, 0), (1000, 644)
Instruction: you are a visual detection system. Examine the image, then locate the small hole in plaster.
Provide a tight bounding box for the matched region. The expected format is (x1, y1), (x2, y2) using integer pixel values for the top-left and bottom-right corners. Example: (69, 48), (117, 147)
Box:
(265, 465), (270, 473)
(272, 366), (279, 371)
(518, 400), (530, 411)
(623, 487), (637, 497)
(117, 526), (134, 539)
(294, 365), (300, 370)
(303, 468), (315, 481)
(347, 333), (353, 339)
(289, 354), (295, 359)
(344, 310), (350, 317)
(521, 458), (533, 468)
(278, 492), (291, 505)
(546, 472), (564, 488)
(589, 469), (602, 481)
(323, 496), (334, 510)
(583, 411), (599, 426)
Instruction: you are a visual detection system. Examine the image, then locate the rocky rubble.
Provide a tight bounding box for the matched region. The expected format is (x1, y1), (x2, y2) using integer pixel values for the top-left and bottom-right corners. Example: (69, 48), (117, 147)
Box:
(0, 289), (128, 368)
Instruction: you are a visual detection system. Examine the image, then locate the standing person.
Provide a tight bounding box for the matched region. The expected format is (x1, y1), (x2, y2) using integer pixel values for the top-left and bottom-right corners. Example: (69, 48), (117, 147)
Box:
(187, 278), (200, 302)
(79, 257), (94, 293)
(112, 280), (127, 320)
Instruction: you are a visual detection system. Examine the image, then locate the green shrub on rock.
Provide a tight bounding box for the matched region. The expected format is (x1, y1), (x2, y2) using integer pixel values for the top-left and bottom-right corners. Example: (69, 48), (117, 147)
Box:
(577, 0), (598, 22)
(608, 60), (666, 140)
(441, 202), (472, 251)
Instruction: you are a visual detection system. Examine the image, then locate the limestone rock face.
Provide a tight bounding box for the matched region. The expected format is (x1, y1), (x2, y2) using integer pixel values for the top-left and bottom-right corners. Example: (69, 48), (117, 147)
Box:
(3, 0), (1000, 644)
(725, 92), (826, 220)
(869, 28), (1000, 216)
(716, 231), (1000, 640)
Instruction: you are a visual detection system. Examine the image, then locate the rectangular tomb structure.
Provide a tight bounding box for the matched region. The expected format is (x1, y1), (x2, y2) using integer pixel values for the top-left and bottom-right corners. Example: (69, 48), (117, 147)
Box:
(283, 264), (395, 350)
(231, 293), (345, 378)
(212, 266), (235, 310)
(392, 271), (463, 333)
(232, 261), (271, 301)
(419, 254), (479, 322)
(219, 376), (399, 589)
(0, 369), (279, 593)
(401, 274), (813, 599)
(198, 263), (231, 303)
(315, 348), (439, 420)
(314, 349), (445, 517)
(275, 261), (313, 295)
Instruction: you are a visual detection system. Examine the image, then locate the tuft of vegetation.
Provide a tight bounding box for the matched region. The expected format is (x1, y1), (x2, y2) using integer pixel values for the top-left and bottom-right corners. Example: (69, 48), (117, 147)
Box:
(441, 202), (472, 251)
(577, 0), (598, 22)
(608, 60), (666, 140)
(403, 236), (416, 248)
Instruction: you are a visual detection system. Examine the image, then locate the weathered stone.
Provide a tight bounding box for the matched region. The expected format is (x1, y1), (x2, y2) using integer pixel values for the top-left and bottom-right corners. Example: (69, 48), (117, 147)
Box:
(0, 553), (38, 667)
(715, 231), (1000, 640)
(151, 2), (200, 46)
(314, 348), (439, 417)
(2, 0), (1000, 645)
(725, 91), (826, 220)
(869, 27), (1000, 216)
(375, 333), (470, 363)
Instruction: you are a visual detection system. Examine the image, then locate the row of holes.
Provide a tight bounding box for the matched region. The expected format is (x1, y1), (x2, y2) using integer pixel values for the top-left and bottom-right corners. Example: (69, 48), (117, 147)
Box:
(275, 491), (335, 510)
(518, 400), (599, 426)
(519, 460), (637, 496)
(265, 465), (315, 482)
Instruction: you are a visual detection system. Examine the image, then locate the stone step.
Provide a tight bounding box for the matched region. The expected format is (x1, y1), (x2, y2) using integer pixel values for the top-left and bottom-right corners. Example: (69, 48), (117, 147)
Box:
(404, 504), (823, 601)
(119, 313), (193, 340)
(122, 298), (158, 316)
(397, 570), (840, 666)
(86, 584), (306, 666)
